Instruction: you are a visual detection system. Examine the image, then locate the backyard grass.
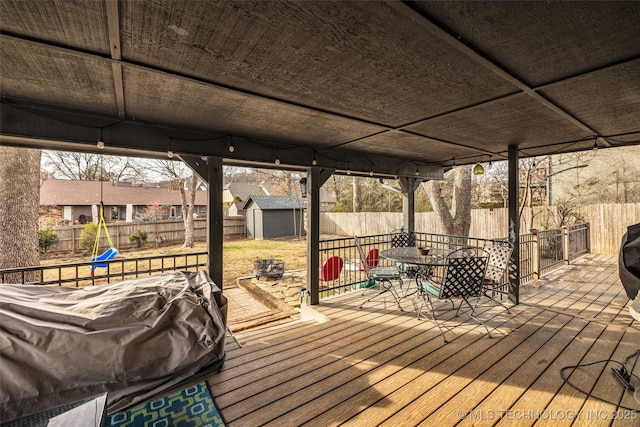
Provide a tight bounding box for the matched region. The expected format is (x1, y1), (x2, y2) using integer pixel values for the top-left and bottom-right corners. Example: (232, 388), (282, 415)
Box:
(40, 237), (308, 287)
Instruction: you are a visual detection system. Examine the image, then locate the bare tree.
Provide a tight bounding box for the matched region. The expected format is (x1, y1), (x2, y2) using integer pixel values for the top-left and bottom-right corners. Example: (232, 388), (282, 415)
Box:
(43, 151), (147, 183)
(150, 160), (200, 248)
(423, 166), (472, 236)
(0, 147), (41, 282)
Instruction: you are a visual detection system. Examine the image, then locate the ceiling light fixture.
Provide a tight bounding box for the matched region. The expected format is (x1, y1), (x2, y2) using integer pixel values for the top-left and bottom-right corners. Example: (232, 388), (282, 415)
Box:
(167, 138), (174, 158)
(275, 150), (280, 165)
(312, 153), (317, 166)
(97, 128), (104, 149)
(473, 161), (485, 175)
(228, 142), (235, 153)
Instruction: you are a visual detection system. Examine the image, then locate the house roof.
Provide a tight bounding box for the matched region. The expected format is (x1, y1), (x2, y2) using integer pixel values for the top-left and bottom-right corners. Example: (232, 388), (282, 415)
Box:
(320, 187), (337, 204)
(242, 195), (306, 211)
(40, 179), (208, 206)
(222, 182), (268, 204)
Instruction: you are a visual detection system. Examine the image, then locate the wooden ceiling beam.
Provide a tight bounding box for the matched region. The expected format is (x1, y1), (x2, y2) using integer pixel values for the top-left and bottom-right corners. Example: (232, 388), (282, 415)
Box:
(105, 0), (125, 119)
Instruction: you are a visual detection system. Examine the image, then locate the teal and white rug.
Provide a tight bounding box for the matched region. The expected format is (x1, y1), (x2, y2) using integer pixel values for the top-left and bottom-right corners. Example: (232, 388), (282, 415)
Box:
(108, 382), (225, 427)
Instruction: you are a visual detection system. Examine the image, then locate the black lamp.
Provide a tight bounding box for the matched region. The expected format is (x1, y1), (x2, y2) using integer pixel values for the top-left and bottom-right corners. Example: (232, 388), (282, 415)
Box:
(299, 177), (307, 198)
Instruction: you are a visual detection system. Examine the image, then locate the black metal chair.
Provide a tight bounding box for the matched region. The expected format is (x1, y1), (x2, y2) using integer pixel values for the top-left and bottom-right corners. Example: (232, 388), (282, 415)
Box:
(390, 227), (416, 248)
(479, 239), (513, 312)
(355, 236), (404, 311)
(417, 247), (490, 343)
(389, 228), (419, 277)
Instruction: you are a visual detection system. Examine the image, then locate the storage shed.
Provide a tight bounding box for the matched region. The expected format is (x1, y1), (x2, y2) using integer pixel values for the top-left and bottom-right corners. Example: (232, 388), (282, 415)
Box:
(243, 195), (306, 240)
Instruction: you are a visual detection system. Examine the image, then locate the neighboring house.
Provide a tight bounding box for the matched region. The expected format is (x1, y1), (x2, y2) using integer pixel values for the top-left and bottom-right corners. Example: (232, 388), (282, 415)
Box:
(549, 145), (640, 205)
(319, 187), (337, 212)
(40, 179), (208, 224)
(243, 195), (306, 240)
(222, 182), (269, 216)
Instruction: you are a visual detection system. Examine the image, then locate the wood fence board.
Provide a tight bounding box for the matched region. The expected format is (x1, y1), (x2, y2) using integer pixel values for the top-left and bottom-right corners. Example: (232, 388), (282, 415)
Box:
(321, 203), (640, 255)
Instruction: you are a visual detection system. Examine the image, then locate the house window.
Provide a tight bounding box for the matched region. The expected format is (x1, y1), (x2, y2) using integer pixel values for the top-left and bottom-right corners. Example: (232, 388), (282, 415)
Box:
(111, 206), (119, 220)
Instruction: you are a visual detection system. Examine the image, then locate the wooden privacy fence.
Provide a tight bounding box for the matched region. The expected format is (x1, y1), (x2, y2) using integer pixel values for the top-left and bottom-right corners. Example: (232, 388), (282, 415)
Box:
(320, 202), (640, 255)
(46, 217), (245, 254)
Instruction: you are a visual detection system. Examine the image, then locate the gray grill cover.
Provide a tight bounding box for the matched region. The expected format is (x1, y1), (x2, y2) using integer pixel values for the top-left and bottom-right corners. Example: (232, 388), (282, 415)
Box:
(619, 223), (640, 300)
(0, 271), (227, 422)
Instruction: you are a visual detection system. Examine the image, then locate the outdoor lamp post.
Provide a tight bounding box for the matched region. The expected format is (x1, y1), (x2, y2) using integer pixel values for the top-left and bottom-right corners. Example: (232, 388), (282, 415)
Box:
(299, 177), (307, 198)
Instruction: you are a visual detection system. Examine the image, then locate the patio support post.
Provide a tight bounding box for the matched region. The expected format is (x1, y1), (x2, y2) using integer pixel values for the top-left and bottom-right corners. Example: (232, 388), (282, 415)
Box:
(563, 227), (570, 264)
(206, 157), (224, 290)
(180, 155), (224, 289)
(307, 168), (333, 305)
(508, 145), (520, 304)
(398, 177), (422, 234)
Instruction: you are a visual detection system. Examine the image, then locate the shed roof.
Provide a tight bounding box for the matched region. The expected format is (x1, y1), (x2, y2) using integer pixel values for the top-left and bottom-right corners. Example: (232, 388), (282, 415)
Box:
(243, 195), (306, 211)
(40, 179), (207, 206)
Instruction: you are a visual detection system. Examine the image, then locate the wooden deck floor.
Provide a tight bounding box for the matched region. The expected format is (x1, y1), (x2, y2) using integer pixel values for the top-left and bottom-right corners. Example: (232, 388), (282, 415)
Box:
(208, 254), (640, 426)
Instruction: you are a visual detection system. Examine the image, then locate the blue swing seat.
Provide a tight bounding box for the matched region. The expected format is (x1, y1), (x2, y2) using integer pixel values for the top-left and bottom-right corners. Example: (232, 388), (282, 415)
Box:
(89, 247), (119, 271)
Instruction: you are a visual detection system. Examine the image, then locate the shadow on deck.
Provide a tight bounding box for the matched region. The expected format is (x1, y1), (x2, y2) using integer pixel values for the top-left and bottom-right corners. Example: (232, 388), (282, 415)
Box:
(212, 254), (639, 426)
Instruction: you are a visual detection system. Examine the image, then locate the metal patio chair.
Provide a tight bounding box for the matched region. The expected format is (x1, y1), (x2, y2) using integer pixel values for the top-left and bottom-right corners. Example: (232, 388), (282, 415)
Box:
(390, 227), (416, 248)
(479, 239), (514, 312)
(389, 227), (419, 277)
(417, 247), (490, 343)
(355, 236), (404, 311)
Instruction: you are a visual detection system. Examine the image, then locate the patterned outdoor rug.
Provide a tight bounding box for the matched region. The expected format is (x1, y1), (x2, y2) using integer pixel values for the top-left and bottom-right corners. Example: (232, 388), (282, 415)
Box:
(108, 382), (226, 427)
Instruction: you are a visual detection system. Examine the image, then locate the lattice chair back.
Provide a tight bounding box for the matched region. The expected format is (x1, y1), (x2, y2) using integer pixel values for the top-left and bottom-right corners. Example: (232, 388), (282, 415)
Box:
(484, 240), (513, 284)
(427, 248), (489, 299)
(390, 228), (416, 248)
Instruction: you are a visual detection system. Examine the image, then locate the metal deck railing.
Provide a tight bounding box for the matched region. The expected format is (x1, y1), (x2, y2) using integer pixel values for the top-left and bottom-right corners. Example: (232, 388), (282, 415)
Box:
(0, 252), (208, 287)
(1, 224), (590, 302)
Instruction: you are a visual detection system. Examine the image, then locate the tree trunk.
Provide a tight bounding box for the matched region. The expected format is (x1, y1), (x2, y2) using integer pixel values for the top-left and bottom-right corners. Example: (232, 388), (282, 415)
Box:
(0, 147), (41, 282)
(424, 166), (472, 236)
(353, 176), (361, 212)
(181, 174), (198, 248)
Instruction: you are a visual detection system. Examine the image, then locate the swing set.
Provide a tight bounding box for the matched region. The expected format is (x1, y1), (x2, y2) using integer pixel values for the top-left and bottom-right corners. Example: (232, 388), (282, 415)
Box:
(89, 161), (118, 276)
(89, 203), (119, 276)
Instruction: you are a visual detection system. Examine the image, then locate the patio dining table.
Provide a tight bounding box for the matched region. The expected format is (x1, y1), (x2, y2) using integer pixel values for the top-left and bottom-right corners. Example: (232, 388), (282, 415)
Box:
(379, 246), (451, 297)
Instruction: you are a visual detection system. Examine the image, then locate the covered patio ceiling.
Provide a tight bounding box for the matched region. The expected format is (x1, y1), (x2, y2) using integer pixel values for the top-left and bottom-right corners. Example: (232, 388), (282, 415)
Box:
(1, 1), (639, 178)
